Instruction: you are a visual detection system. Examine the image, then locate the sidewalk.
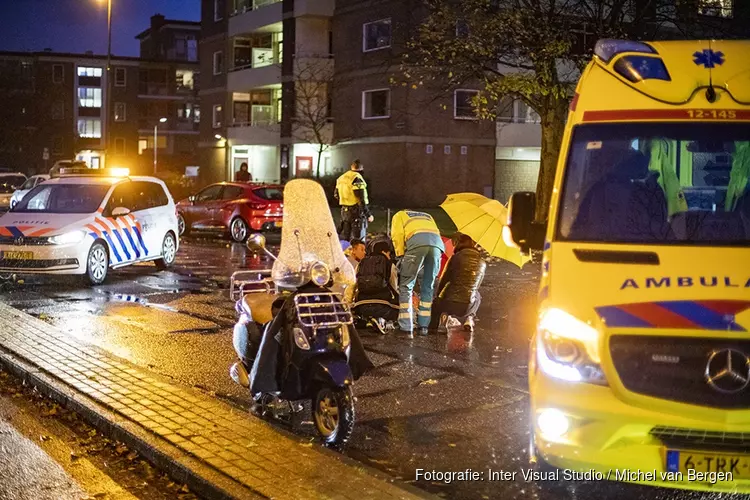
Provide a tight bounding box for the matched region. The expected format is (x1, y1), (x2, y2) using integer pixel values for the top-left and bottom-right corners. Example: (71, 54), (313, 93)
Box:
(0, 301), (425, 500)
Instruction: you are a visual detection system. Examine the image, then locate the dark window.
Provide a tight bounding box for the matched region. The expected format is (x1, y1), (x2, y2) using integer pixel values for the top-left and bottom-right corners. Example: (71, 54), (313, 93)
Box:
(121, 182), (169, 212)
(253, 187), (283, 201)
(52, 64), (64, 84)
(363, 19), (392, 52)
(114, 102), (126, 122)
(221, 186), (245, 199)
(362, 89), (390, 118)
(105, 183), (134, 215)
(51, 101), (64, 120)
(454, 90), (479, 119)
(114, 67), (126, 87)
(196, 185), (223, 202)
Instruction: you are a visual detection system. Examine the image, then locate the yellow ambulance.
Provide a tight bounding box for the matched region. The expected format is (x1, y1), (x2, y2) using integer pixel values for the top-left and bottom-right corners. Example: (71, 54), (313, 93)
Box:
(506, 39), (750, 493)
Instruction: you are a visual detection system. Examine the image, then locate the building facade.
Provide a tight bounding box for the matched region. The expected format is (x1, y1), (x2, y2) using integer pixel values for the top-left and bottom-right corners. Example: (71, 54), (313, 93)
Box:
(199, 0), (335, 185)
(0, 15), (200, 177)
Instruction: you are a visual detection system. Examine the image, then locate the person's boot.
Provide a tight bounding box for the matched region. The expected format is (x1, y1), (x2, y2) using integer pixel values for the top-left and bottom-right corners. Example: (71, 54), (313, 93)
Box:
(463, 316), (475, 333)
(418, 327), (429, 337)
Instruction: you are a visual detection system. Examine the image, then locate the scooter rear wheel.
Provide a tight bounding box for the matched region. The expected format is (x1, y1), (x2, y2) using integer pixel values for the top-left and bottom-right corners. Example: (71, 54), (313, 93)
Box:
(313, 386), (355, 448)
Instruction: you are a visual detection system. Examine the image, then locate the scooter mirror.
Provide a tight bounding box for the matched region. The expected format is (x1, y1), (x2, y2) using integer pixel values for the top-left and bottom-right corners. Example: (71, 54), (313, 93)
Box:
(247, 233), (266, 251)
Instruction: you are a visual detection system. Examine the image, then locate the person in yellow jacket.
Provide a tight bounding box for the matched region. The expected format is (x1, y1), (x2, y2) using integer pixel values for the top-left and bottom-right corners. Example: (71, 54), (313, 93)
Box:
(335, 160), (373, 241)
(391, 210), (445, 337)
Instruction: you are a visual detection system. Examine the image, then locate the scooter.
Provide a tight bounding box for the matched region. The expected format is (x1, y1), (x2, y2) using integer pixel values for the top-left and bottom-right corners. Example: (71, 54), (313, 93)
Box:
(228, 179), (366, 448)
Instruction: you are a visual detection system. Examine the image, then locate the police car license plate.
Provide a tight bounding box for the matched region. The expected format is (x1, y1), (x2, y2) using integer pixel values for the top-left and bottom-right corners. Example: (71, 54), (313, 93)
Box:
(666, 449), (750, 479)
(2, 251), (33, 260)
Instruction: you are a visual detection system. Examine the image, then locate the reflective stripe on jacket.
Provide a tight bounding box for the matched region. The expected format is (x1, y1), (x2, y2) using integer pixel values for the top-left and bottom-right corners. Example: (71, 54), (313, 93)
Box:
(390, 210), (444, 257)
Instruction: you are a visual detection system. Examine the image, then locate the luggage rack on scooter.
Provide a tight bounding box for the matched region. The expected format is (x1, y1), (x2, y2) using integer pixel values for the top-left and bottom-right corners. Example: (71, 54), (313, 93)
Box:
(294, 292), (353, 329)
(230, 269), (276, 301)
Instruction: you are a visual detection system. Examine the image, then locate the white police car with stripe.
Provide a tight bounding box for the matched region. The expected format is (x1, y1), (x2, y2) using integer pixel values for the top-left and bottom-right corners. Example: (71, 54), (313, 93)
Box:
(0, 170), (178, 285)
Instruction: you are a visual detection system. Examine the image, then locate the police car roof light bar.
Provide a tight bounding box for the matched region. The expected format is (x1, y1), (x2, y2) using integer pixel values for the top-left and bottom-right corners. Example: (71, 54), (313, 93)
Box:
(594, 39), (657, 63)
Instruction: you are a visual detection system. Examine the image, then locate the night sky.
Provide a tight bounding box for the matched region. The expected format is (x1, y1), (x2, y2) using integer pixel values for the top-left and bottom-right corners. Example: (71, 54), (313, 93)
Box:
(0, 0), (200, 56)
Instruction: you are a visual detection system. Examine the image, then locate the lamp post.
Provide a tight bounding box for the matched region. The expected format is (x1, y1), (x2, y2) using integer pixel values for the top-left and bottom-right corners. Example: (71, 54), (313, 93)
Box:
(100, 0), (113, 167)
(154, 117), (167, 175)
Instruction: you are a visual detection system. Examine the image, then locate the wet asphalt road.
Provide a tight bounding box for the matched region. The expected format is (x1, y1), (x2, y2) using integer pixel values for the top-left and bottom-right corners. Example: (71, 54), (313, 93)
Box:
(0, 237), (740, 500)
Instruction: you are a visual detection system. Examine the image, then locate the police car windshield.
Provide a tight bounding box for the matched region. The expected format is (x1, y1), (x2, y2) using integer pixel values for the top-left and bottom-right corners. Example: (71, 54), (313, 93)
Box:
(0, 176), (26, 194)
(11, 184), (111, 214)
(557, 123), (750, 246)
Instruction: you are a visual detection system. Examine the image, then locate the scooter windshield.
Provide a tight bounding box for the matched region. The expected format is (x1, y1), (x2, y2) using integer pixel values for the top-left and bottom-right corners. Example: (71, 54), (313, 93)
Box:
(272, 179), (356, 294)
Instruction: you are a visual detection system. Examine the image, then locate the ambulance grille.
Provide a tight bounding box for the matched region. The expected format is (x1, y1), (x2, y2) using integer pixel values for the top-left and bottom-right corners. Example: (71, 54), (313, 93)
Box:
(609, 335), (750, 409)
(650, 426), (750, 453)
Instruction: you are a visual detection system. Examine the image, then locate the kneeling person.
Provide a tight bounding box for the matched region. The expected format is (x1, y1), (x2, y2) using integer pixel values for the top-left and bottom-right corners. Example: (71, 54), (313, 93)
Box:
(354, 239), (399, 333)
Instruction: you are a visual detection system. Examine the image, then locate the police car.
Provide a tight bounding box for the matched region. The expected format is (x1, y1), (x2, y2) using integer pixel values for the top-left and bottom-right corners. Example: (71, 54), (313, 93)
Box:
(0, 169), (179, 285)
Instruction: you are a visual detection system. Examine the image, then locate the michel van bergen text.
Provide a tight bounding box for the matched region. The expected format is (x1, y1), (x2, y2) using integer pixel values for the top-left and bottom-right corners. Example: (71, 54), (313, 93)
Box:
(415, 468), (733, 485)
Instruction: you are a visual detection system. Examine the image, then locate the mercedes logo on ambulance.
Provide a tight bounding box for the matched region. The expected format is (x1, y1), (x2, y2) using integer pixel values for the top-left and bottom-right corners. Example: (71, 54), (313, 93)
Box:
(705, 349), (750, 394)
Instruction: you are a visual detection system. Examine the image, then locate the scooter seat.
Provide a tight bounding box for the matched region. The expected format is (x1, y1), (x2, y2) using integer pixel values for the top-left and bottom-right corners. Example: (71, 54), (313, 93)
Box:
(242, 293), (276, 325)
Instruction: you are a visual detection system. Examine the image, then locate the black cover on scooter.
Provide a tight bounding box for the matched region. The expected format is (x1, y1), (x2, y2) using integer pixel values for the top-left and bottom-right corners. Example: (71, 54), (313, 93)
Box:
(249, 284), (374, 397)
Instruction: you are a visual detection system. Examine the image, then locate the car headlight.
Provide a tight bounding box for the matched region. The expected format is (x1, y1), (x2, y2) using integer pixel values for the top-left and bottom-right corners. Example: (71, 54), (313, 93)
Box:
(310, 261), (331, 287)
(293, 327), (311, 350)
(48, 230), (87, 245)
(537, 308), (606, 385)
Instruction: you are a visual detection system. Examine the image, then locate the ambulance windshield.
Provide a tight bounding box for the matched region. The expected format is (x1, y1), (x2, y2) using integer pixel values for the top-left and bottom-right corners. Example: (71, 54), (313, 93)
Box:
(558, 122), (750, 245)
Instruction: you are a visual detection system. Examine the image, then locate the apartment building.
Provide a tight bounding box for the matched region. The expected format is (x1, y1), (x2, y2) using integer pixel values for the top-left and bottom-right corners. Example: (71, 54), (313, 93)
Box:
(0, 15), (200, 176)
(199, 0), (335, 184)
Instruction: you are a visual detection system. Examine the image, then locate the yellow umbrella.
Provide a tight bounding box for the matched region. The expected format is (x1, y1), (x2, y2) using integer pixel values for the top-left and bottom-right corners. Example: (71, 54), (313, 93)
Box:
(440, 192), (532, 268)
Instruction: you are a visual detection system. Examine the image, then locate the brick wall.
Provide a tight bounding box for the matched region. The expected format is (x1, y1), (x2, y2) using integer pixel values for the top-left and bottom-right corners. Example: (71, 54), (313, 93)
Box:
(494, 159), (540, 203)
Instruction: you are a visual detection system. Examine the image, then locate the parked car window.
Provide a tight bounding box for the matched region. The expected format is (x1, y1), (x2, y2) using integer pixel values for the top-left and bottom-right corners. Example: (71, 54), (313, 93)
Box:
(21, 177), (37, 190)
(253, 187), (283, 201)
(221, 186), (245, 200)
(0, 175), (27, 193)
(195, 185), (222, 202)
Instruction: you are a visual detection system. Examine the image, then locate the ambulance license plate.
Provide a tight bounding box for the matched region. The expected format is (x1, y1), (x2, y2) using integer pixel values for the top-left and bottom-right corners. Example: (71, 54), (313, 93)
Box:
(2, 251), (33, 260)
(666, 449), (750, 479)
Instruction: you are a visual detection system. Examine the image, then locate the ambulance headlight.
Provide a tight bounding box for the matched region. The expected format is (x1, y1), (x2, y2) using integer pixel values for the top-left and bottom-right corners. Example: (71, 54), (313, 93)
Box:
(537, 308), (606, 385)
(310, 261), (331, 287)
(48, 230), (87, 245)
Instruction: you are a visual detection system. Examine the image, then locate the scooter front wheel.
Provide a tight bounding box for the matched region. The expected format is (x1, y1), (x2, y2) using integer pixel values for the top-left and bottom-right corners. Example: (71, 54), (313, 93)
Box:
(313, 386), (355, 448)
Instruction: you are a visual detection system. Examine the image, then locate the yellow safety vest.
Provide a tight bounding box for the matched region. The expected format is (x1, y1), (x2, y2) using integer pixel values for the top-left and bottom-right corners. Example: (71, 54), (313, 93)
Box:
(336, 170), (369, 206)
(390, 210), (441, 257)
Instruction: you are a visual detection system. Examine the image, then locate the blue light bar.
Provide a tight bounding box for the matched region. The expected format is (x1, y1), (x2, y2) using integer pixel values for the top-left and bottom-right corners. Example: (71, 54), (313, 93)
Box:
(613, 55), (671, 83)
(594, 39), (657, 63)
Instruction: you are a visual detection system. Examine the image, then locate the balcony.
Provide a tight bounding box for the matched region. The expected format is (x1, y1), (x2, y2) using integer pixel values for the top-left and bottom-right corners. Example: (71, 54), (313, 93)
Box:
(228, 60), (281, 92)
(229, 104), (280, 145)
(229, 0), (282, 37)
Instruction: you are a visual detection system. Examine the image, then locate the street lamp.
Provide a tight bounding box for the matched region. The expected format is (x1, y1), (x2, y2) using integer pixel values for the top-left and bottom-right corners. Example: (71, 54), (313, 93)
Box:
(154, 117), (167, 175)
(99, 0), (113, 166)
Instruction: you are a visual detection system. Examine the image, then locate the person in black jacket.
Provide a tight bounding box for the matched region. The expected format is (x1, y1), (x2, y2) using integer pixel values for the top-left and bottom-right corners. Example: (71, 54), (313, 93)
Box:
(428, 233), (486, 334)
(353, 238), (399, 334)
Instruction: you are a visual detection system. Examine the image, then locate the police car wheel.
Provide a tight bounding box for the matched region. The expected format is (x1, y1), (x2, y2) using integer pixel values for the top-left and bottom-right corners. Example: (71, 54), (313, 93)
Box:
(230, 217), (249, 243)
(155, 233), (177, 270)
(86, 242), (109, 286)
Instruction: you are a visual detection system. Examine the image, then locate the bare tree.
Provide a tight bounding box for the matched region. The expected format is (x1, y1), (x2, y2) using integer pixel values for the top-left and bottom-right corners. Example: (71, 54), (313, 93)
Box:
(291, 56), (335, 178)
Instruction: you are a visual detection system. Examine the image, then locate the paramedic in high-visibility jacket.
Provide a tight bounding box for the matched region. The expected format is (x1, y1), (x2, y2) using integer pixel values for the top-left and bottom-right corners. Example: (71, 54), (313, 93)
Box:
(335, 160), (372, 241)
(391, 210), (445, 337)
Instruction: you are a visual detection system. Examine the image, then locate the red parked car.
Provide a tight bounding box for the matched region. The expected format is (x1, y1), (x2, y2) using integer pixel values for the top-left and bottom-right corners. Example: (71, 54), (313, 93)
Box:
(176, 182), (283, 242)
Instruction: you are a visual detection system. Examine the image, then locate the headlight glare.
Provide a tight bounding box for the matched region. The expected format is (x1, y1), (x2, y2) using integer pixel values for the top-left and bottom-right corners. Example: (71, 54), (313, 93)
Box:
(48, 230), (87, 245)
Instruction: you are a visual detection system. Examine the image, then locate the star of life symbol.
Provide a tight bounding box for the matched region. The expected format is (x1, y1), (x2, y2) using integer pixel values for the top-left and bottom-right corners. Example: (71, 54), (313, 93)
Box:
(693, 49), (725, 68)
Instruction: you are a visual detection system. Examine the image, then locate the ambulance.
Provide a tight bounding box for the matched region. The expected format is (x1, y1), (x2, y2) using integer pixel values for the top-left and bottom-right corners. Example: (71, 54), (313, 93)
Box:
(505, 40), (750, 493)
(0, 169), (179, 285)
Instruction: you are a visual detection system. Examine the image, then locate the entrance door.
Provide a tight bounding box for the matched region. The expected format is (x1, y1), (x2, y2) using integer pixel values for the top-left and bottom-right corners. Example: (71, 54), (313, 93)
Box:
(295, 156), (313, 178)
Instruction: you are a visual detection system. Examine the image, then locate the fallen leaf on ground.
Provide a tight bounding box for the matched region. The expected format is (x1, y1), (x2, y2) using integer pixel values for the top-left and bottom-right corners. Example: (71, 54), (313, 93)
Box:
(418, 379), (438, 386)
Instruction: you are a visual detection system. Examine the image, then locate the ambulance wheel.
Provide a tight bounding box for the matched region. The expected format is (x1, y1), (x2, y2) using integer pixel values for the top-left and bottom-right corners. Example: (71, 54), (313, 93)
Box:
(155, 232), (177, 270)
(86, 241), (109, 286)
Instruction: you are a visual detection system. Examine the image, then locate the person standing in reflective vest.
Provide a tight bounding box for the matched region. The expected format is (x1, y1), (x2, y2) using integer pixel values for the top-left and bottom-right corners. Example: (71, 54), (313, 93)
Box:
(391, 210), (445, 337)
(335, 160), (373, 241)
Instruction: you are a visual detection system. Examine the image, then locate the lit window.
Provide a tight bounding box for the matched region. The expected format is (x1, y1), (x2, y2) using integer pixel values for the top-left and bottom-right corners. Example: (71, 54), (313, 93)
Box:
(77, 67), (103, 77)
(363, 19), (392, 52)
(77, 119), (102, 138)
(176, 69), (194, 90)
(213, 104), (223, 128)
(114, 67), (126, 87)
(362, 89), (390, 119)
(454, 90), (479, 120)
(194, 105), (201, 123)
(78, 88), (102, 108)
(213, 51), (224, 75)
(114, 102), (126, 122)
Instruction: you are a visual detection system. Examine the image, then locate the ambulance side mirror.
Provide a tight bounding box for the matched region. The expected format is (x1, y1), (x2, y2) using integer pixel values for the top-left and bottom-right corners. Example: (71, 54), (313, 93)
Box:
(507, 192), (545, 253)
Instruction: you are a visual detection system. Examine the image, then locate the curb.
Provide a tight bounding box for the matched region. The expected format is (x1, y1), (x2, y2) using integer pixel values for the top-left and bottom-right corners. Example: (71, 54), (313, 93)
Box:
(0, 349), (264, 500)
